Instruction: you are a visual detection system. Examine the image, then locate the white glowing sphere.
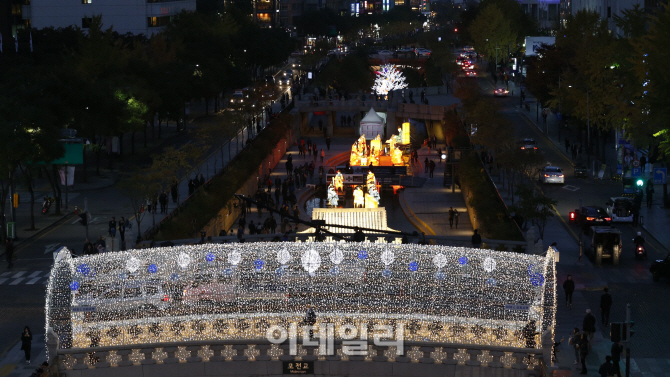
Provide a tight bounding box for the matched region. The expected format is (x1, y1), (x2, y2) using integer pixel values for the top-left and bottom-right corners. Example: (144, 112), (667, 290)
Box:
(177, 252), (191, 269)
(329, 248), (343, 265)
(432, 253), (447, 269)
(380, 249), (395, 266)
(126, 257), (141, 273)
(228, 250), (242, 266)
(277, 248), (291, 265)
(302, 248), (322, 273)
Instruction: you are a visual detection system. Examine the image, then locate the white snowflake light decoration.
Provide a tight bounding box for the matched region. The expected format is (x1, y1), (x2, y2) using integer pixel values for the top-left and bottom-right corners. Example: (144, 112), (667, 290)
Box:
(302, 248), (321, 274)
(372, 64), (408, 96)
(329, 248), (343, 265)
(277, 248), (291, 265)
(177, 252), (191, 269)
(432, 253), (447, 269)
(380, 249), (395, 266)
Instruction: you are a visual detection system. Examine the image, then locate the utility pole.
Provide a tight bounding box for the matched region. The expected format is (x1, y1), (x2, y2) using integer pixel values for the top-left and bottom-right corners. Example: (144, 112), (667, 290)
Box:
(625, 303), (631, 377)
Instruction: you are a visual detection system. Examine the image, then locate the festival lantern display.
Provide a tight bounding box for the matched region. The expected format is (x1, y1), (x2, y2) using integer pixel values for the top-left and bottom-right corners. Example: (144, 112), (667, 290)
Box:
(46, 244), (557, 351)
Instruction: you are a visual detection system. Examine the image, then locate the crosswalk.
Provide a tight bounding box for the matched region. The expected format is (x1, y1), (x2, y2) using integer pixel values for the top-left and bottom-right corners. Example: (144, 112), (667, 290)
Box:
(0, 270), (51, 286)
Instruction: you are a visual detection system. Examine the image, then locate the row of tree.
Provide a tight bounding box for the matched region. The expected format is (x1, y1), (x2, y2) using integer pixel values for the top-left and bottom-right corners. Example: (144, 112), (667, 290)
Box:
(526, 5), (670, 164)
(0, 7), (295, 241)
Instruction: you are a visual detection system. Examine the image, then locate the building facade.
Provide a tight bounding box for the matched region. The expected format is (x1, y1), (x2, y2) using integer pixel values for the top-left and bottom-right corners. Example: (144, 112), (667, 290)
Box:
(559, 0), (646, 36)
(20, 0), (195, 36)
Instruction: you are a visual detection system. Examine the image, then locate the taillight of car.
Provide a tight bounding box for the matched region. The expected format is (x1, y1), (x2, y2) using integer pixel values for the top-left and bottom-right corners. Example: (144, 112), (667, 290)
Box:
(544, 174), (550, 177)
(533, 147), (537, 149)
(586, 217), (595, 221)
(638, 247), (643, 251)
(521, 147), (525, 150)
(604, 217), (611, 221)
(558, 174), (564, 177)
(162, 295), (169, 302)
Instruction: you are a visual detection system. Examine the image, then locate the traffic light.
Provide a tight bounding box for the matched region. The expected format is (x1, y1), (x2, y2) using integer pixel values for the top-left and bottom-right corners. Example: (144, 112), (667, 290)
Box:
(569, 211), (576, 223)
(610, 322), (622, 342)
(78, 212), (88, 226)
(622, 321), (635, 340)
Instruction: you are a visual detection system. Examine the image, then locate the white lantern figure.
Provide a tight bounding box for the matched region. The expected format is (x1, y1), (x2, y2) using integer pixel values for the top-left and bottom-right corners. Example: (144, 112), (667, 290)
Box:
(302, 248), (322, 274)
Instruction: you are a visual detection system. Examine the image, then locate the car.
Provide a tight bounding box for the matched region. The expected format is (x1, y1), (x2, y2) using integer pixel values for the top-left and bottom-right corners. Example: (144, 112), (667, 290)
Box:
(284, 69), (294, 77)
(542, 166), (564, 184)
(494, 88), (510, 97)
(569, 206), (612, 227)
(650, 254), (670, 281)
(416, 48), (432, 56)
(378, 50), (393, 55)
(277, 76), (292, 86)
(230, 88), (249, 109)
(605, 197), (634, 222)
(265, 75), (275, 85)
(520, 138), (537, 150)
(464, 70), (477, 77)
(574, 163), (587, 178)
(582, 226), (622, 266)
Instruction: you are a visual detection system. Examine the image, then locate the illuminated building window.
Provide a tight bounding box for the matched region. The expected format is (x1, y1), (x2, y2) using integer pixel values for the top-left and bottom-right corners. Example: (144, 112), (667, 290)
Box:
(257, 13), (272, 22)
(394, 0), (404, 5)
(147, 16), (171, 27)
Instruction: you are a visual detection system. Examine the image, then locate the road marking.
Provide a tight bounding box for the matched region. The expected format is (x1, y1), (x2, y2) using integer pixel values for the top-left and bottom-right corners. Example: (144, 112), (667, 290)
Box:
(0, 272), (11, 277)
(562, 185), (580, 191)
(43, 243), (61, 255)
(71, 217), (81, 225)
(11, 271), (25, 278)
(89, 217), (99, 224)
(26, 277), (42, 285)
(0, 278), (7, 285)
(28, 271), (42, 278)
(9, 278), (24, 285)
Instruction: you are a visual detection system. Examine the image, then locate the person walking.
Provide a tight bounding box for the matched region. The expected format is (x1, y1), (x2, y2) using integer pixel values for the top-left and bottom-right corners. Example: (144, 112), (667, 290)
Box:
(21, 326), (32, 364)
(320, 149), (325, 163)
(569, 328), (582, 365)
(5, 239), (14, 269)
(326, 136), (331, 151)
(583, 309), (597, 342)
(600, 287), (612, 326)
(448, 207), (455, 228)
(563, 275), (575, 308)
(108, 217), (117, 240)
(453, 209), (460, 228)
(429, 160), (435, 178)
(170, 181), (178, 203)
(304, 304), (317, 340)
(471, 229), (482, 248)
(611, 341), (623, 377)
(646, 179), (654, 208)
(159, 192), (168, 213)
(578, 333), (590, 374)
(118, 217), (126, 244)
(424, 158), (429, 173)
(598, 355), (614, 377)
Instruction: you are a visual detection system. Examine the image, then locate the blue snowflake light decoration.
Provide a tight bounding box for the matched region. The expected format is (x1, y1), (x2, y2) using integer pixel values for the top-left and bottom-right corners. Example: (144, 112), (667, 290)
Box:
(382, 269), (393, 278)
(530, 273), (545, 287)
(254, 259), (265, 271)
(77, 264), (90, 276)
(148, 264), (158, 274)
(330, 266), (339, 276)
(435, 271), (446, 280)
(459, 256), (468, 265)
(206, 253), (216, 263)
(409, 261), (418, 272)
(70, 281), (80, 291)
(170, 273), (180, 281)
(358, 250), (368, 260)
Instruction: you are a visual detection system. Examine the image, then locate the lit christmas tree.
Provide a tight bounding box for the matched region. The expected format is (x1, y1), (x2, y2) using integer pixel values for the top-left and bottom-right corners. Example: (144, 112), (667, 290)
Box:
(372, 64), (408, 96)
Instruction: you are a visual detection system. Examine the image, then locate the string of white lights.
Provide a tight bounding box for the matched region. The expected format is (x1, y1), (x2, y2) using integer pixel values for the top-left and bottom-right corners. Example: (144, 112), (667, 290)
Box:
(46, 243), (556, 351)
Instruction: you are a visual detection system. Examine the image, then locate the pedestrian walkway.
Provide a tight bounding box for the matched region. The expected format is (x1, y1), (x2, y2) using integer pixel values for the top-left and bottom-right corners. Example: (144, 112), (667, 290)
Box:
(0, 271), (50, 286)
(400, 143), (472, 237)
(0, 334), (48, 377)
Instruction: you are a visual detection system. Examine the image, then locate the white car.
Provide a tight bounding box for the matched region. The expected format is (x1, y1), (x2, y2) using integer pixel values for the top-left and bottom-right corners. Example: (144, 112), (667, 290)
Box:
(605, 197), (634, 222)
(542, 166), (564, 184)
(416, 48), (432, 56)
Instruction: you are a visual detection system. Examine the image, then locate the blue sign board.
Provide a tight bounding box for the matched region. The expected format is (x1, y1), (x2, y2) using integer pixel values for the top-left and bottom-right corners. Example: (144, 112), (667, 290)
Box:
(654, 168), (667, 184)
(631, 167), (642, 177)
